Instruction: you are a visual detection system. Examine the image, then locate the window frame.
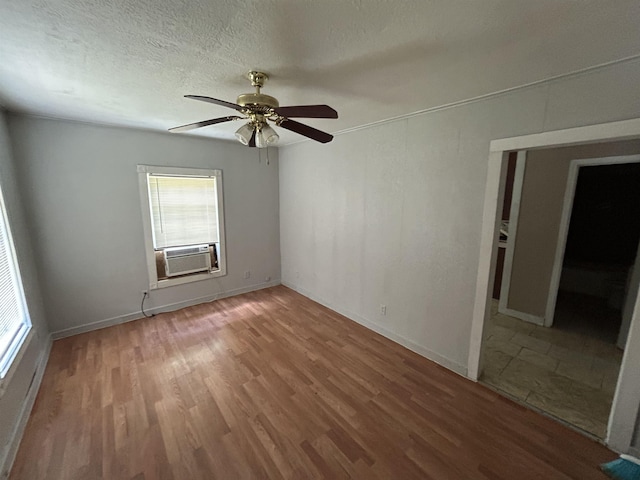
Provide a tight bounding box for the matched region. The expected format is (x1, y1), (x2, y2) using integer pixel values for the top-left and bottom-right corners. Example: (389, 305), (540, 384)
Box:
(137, 165), (227, 290)
(0, 181), (32, 381)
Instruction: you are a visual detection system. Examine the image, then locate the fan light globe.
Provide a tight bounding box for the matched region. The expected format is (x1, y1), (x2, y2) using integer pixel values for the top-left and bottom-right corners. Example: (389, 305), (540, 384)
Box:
(235, 123), (254, 145)
(255, 130), (267, 149)
(256, 124), (279, 148)
(261, 124), (279, 145)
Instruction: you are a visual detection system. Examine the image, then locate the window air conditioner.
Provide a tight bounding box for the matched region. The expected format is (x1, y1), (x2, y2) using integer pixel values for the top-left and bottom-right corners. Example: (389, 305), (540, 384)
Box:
(163, 244), (211, 277)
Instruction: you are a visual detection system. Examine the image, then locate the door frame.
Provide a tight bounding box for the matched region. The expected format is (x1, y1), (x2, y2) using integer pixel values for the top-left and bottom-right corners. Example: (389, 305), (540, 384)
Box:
(544, 154), (640, 327)
(620, 239), (640, 349)
(497, 151), (546, 325)
(467, 117), (640, 453)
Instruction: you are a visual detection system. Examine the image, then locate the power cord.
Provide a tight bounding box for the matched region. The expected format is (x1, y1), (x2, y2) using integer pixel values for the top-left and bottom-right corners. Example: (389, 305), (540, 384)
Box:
(141, 291), (155, 318)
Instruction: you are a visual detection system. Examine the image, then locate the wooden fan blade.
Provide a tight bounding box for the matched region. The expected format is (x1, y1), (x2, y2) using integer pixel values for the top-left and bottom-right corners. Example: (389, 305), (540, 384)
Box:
(273, 104), (338, 119)
(169, 116), (241, 133)
(248, 129), (257, 147)
(278, 119), (333, 143)
(185, 95), (244, 111)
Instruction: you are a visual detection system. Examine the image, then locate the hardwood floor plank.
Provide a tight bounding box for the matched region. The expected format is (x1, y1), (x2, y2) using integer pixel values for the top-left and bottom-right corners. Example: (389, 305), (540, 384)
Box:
(10, 286), (614, 479)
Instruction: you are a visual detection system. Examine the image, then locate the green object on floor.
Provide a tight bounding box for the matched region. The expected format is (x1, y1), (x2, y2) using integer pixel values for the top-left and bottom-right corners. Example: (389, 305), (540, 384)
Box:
(601, 455), (640, 480)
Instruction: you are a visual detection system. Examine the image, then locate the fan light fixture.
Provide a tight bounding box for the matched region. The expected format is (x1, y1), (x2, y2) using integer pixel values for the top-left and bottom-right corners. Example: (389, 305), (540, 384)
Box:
(234, 123), (254, 145)
(170, 71), (338, 147)
(256, 124), (279, 148)
(235, 122), (279, 149)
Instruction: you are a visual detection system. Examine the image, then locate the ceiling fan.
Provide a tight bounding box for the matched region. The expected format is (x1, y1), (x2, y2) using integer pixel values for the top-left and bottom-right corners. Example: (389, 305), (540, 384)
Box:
(169, 71), (338, 148)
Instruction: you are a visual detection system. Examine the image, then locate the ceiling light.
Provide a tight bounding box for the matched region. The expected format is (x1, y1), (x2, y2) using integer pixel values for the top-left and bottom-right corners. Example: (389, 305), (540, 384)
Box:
(261, 124), (279, 145)
(255, 130), (267, 149)
(255, 124), (279, 148)
(256, 123), (280, 148)
(170, 71), (337, 145)
(234, 123), (254, 145)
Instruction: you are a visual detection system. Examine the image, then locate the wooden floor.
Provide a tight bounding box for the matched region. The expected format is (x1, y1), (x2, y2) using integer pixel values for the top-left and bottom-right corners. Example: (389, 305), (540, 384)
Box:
(11, 286), (615, 479)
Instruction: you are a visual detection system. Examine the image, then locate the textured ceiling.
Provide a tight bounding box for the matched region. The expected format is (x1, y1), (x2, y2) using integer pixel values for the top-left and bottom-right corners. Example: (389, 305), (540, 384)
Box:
(1, 0), (639, 145)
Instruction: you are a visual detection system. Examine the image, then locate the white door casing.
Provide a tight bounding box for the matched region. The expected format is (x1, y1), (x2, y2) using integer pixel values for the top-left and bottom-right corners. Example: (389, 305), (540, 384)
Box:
(497, 151), (545, 326)
(619, 232), (640, 349)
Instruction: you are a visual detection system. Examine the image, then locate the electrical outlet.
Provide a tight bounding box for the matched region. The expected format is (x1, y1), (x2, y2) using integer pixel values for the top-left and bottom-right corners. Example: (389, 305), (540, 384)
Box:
(141, 289), (148, 296)
(244, 271), (251, 279)
(380, 304), (387, 315)
(265, 275), (271, 282)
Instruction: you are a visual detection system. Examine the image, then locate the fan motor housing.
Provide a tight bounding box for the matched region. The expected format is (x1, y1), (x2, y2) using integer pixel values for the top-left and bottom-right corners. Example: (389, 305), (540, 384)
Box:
(236, 92), (279, 109)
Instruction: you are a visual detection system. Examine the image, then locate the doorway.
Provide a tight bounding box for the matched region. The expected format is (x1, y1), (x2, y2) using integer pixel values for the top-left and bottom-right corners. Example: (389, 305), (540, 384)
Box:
(548, 157), (640, 344)
(481, 154), (640, 439)
(468, 118), (640, 454)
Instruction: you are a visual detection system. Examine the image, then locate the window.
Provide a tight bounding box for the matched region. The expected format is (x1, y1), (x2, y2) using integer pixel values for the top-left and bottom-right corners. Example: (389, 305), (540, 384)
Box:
(0, 184), (31, 379)
(138, 165), (226, 289)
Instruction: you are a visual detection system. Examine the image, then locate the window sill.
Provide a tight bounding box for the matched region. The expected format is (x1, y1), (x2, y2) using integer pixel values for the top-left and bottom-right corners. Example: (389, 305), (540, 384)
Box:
(150, 268), (226, 290)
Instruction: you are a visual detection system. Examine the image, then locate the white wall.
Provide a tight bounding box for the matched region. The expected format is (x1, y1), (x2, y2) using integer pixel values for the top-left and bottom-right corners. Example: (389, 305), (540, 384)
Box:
(0, 111), (50, 476)
(7, 115), (281, 335)
(279, 57), (640, 376)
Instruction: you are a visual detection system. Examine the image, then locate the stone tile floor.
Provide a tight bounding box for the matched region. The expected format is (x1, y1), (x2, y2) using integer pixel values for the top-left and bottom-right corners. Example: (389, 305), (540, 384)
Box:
(480, 295), (623, 439)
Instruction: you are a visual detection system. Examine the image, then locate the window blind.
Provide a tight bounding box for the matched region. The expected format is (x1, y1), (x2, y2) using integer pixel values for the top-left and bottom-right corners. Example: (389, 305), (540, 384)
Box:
(0, 195), (29, 378)
(148, 175), (219, 249)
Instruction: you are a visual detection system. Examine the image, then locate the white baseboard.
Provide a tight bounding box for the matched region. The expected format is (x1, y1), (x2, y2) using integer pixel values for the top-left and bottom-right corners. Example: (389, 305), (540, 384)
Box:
(1, 334), (52, 479)
(282, 281), (468, 377)
(51, 280), (281, 339)
(498, 306), (545, 326)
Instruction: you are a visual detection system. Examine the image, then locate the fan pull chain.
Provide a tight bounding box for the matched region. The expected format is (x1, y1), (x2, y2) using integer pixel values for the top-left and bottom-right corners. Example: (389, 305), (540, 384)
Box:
(257, 147), (270, 166)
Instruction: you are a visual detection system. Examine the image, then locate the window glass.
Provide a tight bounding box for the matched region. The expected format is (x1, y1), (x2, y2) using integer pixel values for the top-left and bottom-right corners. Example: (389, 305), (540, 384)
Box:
(0, 186), (31, 378)
(148, 175), (219, 248)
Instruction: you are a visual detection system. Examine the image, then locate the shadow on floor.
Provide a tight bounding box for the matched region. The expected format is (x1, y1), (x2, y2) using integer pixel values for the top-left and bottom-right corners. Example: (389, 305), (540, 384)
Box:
(554, 291), (622, 344)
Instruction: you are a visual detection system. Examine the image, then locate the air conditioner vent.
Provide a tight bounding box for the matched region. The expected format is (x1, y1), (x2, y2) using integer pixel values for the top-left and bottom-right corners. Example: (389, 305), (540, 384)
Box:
(164, 244), (210, 258)
(163, 245), (211, 276)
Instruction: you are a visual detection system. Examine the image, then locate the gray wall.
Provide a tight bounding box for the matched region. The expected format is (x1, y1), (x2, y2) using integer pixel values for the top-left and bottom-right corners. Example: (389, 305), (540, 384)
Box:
(7, 116), (281, 334)
(508, 140), (640, 317)
(0, 111), (50, 476)
(279, 57), (640, 375)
